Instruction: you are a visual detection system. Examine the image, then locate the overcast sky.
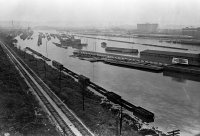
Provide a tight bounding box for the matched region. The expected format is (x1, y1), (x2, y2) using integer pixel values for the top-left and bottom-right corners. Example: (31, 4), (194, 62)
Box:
(0, 0), (199, 28)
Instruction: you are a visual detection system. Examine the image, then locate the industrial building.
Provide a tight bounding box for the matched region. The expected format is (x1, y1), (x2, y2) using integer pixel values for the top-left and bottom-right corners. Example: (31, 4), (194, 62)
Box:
(182, 27), (200, 39)
(137, 23), (158, 33)
(140, 50), (200, 66)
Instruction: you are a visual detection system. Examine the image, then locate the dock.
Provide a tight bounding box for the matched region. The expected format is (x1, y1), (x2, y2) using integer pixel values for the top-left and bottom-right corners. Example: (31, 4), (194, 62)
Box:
(73, 50), (164, 71)
(73, 50), (139, 60)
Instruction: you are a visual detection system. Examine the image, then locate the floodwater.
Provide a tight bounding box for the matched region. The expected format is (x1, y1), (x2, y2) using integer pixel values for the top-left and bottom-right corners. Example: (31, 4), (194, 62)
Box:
(16, 30), (200, 136)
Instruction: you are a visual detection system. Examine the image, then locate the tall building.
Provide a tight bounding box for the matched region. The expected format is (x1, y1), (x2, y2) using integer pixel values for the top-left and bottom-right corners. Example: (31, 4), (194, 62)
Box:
(182, 27), (200, 39)
(137, 23), (158, 33)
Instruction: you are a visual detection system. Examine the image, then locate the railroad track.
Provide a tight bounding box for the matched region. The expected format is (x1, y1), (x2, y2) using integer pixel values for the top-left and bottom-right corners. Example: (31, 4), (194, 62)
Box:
(0, 40), (94, 136)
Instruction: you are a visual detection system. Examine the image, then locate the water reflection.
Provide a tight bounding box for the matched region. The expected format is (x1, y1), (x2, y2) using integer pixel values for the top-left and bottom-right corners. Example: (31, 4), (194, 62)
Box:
(163, 71), (200, 82)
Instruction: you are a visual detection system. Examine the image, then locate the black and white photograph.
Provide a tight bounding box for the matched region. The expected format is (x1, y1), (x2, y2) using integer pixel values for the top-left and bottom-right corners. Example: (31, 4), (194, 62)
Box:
(0, 0), (199, 136)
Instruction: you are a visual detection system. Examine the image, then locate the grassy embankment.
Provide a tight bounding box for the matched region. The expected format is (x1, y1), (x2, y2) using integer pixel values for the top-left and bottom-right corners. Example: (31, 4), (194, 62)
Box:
(0, 36), (59, 135)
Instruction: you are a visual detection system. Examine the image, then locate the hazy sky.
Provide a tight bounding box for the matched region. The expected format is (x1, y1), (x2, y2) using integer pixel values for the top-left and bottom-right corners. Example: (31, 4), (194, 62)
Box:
(0, 0), (199, 27)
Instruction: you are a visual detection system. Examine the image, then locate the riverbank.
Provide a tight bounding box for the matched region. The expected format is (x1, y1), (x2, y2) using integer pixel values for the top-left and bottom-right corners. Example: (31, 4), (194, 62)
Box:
(0, 39), (59, 135)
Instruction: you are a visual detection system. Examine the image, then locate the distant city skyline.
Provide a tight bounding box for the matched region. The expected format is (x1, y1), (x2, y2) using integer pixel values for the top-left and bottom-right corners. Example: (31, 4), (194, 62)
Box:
(0, 0), (199, 28)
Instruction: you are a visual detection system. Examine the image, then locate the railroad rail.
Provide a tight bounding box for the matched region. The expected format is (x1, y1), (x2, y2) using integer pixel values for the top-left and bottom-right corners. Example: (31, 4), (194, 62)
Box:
(0, 40), (94, 136)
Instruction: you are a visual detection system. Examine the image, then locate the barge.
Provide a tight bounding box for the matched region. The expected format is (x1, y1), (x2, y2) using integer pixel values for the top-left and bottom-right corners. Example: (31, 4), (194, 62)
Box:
(104, 59), (163, 72)
(105, 47), (138, 53)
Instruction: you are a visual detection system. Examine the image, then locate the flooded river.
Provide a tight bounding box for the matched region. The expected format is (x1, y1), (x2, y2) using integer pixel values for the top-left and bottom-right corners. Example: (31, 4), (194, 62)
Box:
(16, 30), (200, 136)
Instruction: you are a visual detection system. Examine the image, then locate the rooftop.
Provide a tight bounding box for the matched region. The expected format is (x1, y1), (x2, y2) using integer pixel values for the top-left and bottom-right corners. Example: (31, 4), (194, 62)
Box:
(140, 50), (200, 58)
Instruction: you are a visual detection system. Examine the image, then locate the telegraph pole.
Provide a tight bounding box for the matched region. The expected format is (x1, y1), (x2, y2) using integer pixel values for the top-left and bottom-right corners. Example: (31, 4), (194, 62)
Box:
(44, 37), (48, 79)
(78, 75), (90, 111)
(59, 66), (62, 92)
(52, 61), (63, 92)
(167, 130), (180, 136)
(44, 60), (46, 78)
(119, 104), (123, 135)
(23, 48), (26, 58)
(35, 55), (38, 71)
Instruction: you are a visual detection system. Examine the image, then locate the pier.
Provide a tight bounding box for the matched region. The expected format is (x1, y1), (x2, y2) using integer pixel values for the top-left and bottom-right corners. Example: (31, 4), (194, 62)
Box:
(74, 50), (141, 60)
(73, 50), (164, 72)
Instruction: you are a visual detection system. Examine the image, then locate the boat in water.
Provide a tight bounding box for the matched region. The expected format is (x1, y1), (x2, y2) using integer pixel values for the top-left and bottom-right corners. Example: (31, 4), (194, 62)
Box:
(101, 42), (107, 48)
(105, 47), (138, 54)
(104, 59), (163, 72)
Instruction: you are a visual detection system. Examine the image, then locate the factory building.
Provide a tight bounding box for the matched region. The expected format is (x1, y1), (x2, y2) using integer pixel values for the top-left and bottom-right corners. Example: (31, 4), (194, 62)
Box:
(140, 50), (200, 66)
(182, 27), (200, 39)
(137, 23), (158, 33)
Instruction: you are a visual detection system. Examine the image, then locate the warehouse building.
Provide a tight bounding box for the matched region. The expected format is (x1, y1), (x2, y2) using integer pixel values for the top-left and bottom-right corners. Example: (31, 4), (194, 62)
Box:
(140, 50), (200, 66)
(182, 27), (200, 39)
(137, 23), (158, 33)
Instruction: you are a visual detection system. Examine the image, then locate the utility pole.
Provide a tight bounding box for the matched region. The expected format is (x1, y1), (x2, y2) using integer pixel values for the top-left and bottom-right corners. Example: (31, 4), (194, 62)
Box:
(35, 56), (38, 71)
(119, 104), (123, 135)
(44, 60), (46, 78)
(59, 65), (62, 92)
(167, 130), (180, 136)
(52, 61), (63, 92)
(78, 75), (90, 111)
(12, 20), (13, 28)
(106, 92), (122, 136)
(44, 38), (48, 79)
(23, 48), (26, 58)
